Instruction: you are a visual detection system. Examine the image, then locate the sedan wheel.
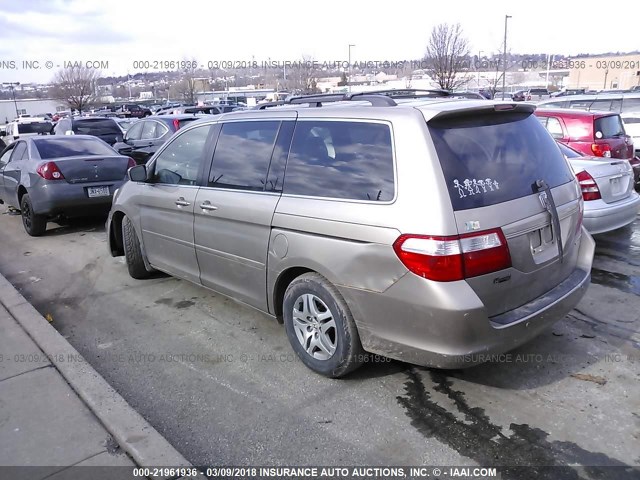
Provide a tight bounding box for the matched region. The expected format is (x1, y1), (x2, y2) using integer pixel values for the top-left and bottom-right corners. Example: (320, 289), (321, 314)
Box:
(20, 194), (47, 236)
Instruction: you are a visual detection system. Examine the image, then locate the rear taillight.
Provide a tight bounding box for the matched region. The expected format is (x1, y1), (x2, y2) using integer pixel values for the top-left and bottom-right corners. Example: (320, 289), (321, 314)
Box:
(591, 143), (611, 157)
(576, 170), (601, 201)
(393, 228), (511, 282)
(127, 157), (136, 169)
(36, 162), (65, 180)
(173, 119), (180, 131)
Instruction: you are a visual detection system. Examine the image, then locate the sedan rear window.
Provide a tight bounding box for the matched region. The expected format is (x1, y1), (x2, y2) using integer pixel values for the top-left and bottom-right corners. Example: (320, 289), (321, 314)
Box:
(429, 112), (574, 211)
(594, 115), (625, 139)
(73, 119), (121, 135)
(178, 118), (198, 129)
(34, 138), (117, 159)
(17, 122), (52, 134)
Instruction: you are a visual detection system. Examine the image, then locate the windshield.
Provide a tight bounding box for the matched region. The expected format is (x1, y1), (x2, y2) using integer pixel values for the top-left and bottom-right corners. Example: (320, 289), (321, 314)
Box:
(17, 122), (52, 134)
(594, 115), (625, 138)
(34, 137), (117, 159)
(429, 112), (574, 210)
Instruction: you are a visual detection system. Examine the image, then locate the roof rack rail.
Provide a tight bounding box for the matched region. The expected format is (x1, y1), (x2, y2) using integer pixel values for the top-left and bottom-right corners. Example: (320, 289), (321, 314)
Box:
(251, 92), (397, 109)
(349, 88), (452, 98)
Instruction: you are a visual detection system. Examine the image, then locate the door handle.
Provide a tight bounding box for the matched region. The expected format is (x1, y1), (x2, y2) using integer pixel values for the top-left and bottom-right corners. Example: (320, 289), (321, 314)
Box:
(175, 198), (190, 207)
(199, 201), (218, 211)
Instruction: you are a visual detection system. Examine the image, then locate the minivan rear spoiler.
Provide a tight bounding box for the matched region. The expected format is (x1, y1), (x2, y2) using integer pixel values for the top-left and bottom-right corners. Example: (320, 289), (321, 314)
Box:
(427, 103), (536, 123)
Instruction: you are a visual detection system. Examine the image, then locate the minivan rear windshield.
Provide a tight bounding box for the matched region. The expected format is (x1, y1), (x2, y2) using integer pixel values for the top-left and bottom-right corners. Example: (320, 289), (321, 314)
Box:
(18, 122), (52, 134)
(429, 112), (574, 210)
(594, 115), (625, 138)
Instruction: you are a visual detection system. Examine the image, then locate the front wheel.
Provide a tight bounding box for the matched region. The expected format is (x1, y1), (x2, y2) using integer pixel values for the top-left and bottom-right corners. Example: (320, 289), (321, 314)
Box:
(283, 273), (364, 378)
(20, 194), (47, 236)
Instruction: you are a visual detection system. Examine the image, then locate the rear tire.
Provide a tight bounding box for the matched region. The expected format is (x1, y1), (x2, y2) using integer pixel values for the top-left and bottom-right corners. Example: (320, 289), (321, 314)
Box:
(122, 215), (151, 279)
(283, 273), (364, 378)
(20, 194), (47, 237)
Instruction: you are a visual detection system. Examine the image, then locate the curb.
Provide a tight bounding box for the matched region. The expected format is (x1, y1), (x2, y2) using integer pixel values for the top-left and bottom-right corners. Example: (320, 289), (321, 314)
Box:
(0, 272), (193, 478)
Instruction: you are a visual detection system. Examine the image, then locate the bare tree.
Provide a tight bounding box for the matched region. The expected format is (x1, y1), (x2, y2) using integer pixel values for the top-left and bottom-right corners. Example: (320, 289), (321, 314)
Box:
(174, 59), (200, 104)
(51, 64), (100, 113)
(424, 23), (470, 91)
(286, 55), (320, 95)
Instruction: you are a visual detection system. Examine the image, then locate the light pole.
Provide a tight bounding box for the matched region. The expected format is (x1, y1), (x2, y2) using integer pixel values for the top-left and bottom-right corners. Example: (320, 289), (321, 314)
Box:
(545, 53), (552, 87)
(502, 15), (512, 96)
(348, 44), (355, 93)
(2, 82), (20, 118)
(477, 50), (484, 87)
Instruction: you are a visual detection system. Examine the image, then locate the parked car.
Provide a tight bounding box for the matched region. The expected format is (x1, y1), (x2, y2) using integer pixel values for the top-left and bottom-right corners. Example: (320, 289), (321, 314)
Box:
(106, 94), (594, 378)
(156, 106), (223, 116)
(112, 115), (201, 165)
(621, 112), (640, 156)
(114, 117), (139, 133)
(117, 104), (152, 118)
(556, 142), (640, 234)
(535, 108), (639, 188)
(492, 91), (513, 100)
(53, 116), (123, 146)
(551, 89), (587, 97)
(0, 136), (135, 236)
(1, 118), (53, 148)
(537, 92), (640, 114)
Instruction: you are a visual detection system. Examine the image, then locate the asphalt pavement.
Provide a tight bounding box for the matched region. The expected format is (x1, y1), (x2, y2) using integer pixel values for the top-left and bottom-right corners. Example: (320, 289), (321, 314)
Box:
(0, 208), (638, 480)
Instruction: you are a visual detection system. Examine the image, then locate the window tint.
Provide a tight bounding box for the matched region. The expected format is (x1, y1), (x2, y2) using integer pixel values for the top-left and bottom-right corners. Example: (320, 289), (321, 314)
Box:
(140, 121), (157, 140)
(622, 98), (640, 112)
(154, 122), (168, 137)
(125, 122), (143, 140)
(17, 122), (52, 134)
(546, 117), (564, 138)
(265, 121), (295, 193)
(284, 121), (395, 201)
(569, 100), (593, 110)
(152, 124), (211, 185)
(590, 99), (613, 111)
(594, 115), (625, 138)
(429, 112), (574, 211)
(73, 119), (120, 135)
(208, 121), (280, 191)
(35, 138), (116, 159)
(10, 142), (27, 161)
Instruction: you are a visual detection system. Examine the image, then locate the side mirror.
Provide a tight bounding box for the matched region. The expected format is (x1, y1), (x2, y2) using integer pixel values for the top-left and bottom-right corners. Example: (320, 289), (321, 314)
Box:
(128, 164), (147, 182)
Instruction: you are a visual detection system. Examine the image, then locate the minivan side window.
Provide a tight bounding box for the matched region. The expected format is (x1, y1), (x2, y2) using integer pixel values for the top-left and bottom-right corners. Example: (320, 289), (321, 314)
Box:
(283, 121), (395, 201)
(151, 124), (212, 185)
(207, 121), (280, 191)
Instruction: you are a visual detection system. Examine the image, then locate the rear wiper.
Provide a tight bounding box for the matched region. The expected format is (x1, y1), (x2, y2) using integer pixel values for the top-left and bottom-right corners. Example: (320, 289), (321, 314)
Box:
(534, 179), (563, 263)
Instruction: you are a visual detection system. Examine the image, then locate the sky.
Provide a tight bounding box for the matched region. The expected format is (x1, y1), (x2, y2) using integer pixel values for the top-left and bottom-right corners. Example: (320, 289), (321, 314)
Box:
(1, 0), (639, 83)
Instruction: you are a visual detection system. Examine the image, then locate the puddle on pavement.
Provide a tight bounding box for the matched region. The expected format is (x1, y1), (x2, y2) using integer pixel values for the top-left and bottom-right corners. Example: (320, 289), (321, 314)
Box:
(397, 369), (636, 480)
(590, 268), (640, 296)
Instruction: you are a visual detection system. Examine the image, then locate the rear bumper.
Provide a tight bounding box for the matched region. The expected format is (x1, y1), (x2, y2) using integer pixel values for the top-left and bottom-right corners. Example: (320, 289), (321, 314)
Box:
(340, 228), (595, 369)
(583, 192), (640, 235)
(30, 181), (125, 217)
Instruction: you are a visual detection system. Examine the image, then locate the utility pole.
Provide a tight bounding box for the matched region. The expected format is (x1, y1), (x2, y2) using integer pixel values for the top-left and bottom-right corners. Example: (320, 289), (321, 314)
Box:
(348, 44), (355, 93)
(502, 15), (512, 96)
(477, 50), (484, 87)
(3, 82), (20, 118)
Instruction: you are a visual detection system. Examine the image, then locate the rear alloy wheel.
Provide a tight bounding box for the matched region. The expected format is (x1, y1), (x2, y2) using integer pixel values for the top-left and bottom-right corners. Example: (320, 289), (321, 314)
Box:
(283, 273), (364, 378)
(122, 215), (152, 279)
(20, 194), (47, 236)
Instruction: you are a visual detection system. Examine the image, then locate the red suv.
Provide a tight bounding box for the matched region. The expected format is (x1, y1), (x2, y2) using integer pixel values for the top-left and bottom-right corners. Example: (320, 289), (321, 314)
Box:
(535, 108), (640, 188)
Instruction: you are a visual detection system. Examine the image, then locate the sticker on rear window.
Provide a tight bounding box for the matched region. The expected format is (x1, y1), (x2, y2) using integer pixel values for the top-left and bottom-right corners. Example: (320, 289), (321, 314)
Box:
(453, 178), (500, 198)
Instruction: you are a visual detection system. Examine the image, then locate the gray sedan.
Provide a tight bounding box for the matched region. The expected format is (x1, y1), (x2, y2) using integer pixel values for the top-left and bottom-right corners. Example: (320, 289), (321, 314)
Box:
(0, 135), (134, 236)
(558, 142), (640, 234)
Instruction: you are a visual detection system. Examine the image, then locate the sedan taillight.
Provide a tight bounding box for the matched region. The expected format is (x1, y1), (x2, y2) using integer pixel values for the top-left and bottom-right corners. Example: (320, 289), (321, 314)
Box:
(591, 143), (611, 158)
(36, 162), (65, 180)
(576, 170), (601, 201)
(393, 228), (511, 282)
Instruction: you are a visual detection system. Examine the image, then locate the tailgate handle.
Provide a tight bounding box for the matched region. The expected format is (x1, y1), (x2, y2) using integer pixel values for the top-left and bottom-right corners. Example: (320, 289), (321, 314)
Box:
(535, 179), (563, 263)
